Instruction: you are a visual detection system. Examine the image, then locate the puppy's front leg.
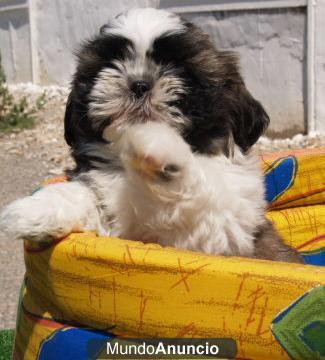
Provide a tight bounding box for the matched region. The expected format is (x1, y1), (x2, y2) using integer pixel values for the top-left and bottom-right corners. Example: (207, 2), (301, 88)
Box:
(0, 181), (102, 242)
(117, 122), (202, 244)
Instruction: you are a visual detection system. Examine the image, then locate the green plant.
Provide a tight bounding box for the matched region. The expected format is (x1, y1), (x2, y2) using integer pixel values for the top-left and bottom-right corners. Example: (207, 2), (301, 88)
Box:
(0, 329), (14, 360)
(0, 53), (46, 133)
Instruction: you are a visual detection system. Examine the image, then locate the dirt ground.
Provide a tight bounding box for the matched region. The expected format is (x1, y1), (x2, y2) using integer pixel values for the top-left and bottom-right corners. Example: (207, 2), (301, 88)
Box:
(0, 87), (71, 329)
(0, 85), (324, 329)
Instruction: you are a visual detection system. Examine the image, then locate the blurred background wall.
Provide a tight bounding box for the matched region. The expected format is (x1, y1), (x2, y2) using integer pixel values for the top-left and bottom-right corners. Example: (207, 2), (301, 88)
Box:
(0, 0), (324, 136)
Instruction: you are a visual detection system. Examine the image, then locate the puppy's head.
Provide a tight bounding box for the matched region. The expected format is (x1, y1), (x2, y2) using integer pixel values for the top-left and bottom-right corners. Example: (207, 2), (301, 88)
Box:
(65, 8), (269, 171)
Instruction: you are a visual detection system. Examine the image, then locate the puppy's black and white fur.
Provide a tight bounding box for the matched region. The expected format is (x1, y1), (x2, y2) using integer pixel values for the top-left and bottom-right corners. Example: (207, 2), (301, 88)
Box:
(0, 8), (302, 262)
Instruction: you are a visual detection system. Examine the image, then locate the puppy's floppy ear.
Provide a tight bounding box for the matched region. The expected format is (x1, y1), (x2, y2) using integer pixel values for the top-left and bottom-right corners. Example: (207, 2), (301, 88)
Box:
(64, 91), (76, 146)
(229, 83), (270, 152)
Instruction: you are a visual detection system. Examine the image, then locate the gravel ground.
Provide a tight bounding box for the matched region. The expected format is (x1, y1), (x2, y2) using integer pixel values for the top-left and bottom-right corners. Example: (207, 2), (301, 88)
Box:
(0, 85), (72, 329)
(0, 83), (324, 329)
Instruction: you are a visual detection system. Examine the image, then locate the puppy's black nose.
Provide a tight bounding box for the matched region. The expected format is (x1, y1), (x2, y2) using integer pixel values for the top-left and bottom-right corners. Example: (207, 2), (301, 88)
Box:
(130, 80), (151, 98)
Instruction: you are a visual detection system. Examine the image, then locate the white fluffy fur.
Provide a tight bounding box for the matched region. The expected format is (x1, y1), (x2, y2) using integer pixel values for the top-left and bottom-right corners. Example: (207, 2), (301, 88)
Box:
(0, 122), (266, 257)
(0, 182), (104, 242)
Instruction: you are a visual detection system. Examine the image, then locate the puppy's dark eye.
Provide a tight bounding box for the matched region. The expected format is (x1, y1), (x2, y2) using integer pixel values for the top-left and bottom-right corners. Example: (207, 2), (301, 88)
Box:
(106, 62), (119, 71)
(151, 33), (194, 65)
(92, 35), (134, 62)
(167, 100), (182, 107)
(151, 36), (179, 65)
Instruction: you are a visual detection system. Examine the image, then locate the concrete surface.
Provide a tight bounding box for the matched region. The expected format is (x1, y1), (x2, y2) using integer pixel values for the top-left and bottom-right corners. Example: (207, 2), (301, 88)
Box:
(315, 2), (325, 132)
(0, 0), (31, 83)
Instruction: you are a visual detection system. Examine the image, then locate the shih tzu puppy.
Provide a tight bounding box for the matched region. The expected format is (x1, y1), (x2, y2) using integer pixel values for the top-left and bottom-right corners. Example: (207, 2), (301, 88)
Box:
(0, 8), (302, 262)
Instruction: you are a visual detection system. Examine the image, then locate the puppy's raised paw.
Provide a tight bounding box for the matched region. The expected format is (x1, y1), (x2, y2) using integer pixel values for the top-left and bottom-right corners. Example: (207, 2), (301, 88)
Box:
(126, 151), (182, 182)
(120, 122), (192, 182)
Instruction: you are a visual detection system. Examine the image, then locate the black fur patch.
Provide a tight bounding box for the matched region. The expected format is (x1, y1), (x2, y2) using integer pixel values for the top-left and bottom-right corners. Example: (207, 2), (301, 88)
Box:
(64, 34), (133, 172)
